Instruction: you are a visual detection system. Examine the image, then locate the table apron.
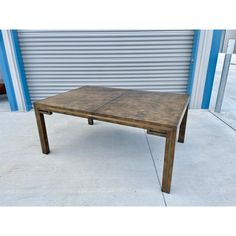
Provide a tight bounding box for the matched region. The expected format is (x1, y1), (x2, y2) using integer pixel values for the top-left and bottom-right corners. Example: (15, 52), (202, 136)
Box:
(34, 104), (176, 134)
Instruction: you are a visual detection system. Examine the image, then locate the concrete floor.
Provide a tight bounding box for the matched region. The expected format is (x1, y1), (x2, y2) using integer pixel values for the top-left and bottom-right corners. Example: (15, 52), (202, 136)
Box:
(0, 94), (10, 112)
(1, 104), (236, 206)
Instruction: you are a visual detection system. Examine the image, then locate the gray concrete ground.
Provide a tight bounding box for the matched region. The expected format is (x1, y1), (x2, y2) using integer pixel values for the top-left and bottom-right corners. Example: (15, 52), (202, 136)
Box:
(210, 54), (236, 129)
(0, 94), (10, 112)
(1, 102), (236, 206)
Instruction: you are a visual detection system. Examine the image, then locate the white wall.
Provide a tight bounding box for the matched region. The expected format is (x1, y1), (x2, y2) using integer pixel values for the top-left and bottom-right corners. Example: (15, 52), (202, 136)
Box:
(190, 30), (213, 109)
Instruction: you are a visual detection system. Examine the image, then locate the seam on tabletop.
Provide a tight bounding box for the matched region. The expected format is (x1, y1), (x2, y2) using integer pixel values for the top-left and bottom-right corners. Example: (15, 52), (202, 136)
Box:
(91, 91), (129, 114)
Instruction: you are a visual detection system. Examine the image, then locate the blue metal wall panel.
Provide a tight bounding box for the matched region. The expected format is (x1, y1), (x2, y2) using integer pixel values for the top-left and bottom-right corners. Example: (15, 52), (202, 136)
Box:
(11, 30), (32, 111)
(0, 31), (18, 111)
(201, 30), (222, 109)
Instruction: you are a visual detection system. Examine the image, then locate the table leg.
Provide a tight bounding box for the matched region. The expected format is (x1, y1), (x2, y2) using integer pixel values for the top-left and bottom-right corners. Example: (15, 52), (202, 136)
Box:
(88, 118), (94, 125)
(162, 130), (177, 193)
(34, 106), (50, 154)
(178, 106), (188, 143)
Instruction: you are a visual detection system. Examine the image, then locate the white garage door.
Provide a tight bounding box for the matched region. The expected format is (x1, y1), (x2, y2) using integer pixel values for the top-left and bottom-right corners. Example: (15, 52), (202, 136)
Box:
(17, 30), (195, 103)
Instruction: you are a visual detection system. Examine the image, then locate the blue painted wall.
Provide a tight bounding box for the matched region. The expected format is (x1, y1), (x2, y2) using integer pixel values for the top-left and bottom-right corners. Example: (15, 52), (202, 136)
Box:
(0, 31), (18, 111)
(11, 30), (32, 111)
(201, 30), (222, 109)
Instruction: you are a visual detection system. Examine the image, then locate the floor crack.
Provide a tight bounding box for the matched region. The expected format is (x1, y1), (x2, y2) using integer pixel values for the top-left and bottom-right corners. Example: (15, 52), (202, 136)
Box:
(209, 110), (236, 132)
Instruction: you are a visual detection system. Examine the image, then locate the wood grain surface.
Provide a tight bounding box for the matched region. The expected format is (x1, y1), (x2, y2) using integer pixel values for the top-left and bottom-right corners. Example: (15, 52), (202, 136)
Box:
(36, 86), (189, 129)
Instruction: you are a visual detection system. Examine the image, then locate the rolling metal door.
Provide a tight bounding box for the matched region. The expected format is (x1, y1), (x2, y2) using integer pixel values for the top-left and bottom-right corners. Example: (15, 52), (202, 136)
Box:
(17, 30), (195, 103)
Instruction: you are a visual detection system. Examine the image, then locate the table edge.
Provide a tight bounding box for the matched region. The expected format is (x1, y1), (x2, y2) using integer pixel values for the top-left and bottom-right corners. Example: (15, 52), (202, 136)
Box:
(34, 100), (189, 131)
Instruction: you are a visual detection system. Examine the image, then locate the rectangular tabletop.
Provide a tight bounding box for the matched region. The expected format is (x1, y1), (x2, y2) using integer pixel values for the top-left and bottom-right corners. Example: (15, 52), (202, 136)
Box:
(35, 86), (189, 130)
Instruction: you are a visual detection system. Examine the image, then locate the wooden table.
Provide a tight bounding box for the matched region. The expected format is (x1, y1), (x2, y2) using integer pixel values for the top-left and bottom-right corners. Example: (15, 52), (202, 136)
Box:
(34, 86), (189, 193)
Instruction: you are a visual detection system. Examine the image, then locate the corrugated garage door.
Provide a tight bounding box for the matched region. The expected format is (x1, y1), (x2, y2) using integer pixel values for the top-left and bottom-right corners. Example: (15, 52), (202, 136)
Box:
(17, 30), (195, 103)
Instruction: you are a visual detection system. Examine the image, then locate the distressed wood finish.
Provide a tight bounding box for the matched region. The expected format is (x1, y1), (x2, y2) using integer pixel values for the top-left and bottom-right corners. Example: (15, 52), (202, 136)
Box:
(34, 86), (189, 193)
(34, 104), (51, 154)
(88, 118), (94, 125)
(178, 106), (189, 143)
(162, 129), (177, 193)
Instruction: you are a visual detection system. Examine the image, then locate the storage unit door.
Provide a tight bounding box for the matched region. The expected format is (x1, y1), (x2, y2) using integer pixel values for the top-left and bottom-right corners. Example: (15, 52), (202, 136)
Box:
(17, 30), (195, 103)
